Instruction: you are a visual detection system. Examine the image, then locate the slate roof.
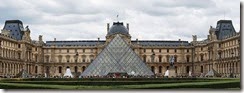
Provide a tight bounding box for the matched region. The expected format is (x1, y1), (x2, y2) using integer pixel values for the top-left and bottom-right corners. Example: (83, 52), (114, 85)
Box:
(215, 20), (236, 40)
(107, 22), (129, 36)
(45, 40), (106, 47)
(3, 20), (24, 40)
(45, 40), (190, 47)
(132, 40), (191, 46)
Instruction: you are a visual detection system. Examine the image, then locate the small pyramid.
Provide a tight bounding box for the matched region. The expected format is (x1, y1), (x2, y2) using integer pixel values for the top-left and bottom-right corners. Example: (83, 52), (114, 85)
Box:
(205, 68), (221, 77)
(15, 69), (29, 78)
(80, 35), (154, 77)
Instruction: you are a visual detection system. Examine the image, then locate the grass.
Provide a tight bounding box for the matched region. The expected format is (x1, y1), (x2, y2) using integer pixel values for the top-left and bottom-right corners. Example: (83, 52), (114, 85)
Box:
(0, 78), (240, 89)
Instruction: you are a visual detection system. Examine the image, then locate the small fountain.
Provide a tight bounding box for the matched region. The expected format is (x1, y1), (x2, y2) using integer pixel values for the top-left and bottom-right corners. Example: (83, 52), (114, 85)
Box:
(164, 70), (169, 77)
(64, 68), (73, 78)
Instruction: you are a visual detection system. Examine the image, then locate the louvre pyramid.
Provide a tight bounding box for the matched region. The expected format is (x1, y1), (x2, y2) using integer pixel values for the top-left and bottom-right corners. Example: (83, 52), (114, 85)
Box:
(80, 35), (154, 77)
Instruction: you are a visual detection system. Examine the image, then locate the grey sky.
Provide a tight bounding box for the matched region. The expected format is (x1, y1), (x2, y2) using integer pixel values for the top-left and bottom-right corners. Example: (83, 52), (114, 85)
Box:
(0, 0), (240, 42)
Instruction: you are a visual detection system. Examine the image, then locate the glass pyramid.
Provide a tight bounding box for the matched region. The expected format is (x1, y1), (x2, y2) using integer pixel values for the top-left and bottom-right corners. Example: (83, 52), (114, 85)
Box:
(80, 35), (154, 77)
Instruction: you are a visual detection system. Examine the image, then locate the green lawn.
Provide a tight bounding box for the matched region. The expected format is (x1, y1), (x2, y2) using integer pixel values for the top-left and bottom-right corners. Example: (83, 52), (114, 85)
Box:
(0, 78), (240, 89)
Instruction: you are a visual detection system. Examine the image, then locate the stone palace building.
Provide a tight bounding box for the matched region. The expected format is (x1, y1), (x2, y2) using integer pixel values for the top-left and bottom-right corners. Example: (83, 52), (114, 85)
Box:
(0, 19), (240, 78)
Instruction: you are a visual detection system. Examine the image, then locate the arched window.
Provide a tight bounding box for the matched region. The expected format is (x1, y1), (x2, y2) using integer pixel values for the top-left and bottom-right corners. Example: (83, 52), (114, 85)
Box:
(35, 66), (38, 73)
(186, 66), (190, 73)
(46, 66), (50, 74)
(200, 54), (204, 61)
(201, 66), (203, 73)
(166, 55), (170, 62)
(159, 66), (162, 73)
(82, 66), (86, 72)
(159, 55), (162, 62)
(59, 66), (62, 73)
(175, 66), (177, 73)
(74, 66), (78, 73)
(143, 55), (146, 62)
(58, 55), (62, 62)
(151, 66), (155, 73)
(186, 55), (190, 62)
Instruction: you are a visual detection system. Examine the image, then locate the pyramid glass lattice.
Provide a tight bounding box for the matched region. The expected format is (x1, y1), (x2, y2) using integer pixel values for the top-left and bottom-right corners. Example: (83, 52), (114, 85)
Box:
(80, 35), (154, 77)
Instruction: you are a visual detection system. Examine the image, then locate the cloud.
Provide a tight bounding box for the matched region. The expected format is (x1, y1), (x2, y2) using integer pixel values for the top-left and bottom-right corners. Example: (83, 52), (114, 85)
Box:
(0, 0), (240, 42)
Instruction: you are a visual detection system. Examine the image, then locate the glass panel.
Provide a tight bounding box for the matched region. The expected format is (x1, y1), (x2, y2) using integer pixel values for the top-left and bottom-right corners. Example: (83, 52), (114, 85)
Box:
(80, 35), (154, 77)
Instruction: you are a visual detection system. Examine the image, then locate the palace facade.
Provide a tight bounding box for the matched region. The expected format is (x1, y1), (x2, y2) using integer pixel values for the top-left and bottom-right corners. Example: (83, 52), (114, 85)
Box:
(0, 20), (240, 78)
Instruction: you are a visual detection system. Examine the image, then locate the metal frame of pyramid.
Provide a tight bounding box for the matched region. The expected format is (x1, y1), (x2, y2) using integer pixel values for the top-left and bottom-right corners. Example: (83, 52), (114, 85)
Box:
(80, 35), (154, 77)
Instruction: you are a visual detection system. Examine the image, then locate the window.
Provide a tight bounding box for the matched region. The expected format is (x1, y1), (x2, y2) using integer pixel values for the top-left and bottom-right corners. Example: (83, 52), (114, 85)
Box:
(144, 49), (146, 52)
(151, 49), (154, 52)
(35, 55), (38, 62)
(159, 49), (161, 53)
(18, 44), (21, 48)
(74, 66), (78, 73)
(59, 66), (62, 73)
(159, 66), (162, 73)
(82, 66), (86, 72)
(187, 49), (189, 53)
(166, 55), (170, 62)
(75, 49), (77, 53)
(201, 66), (203, 73)
(159, 55), (162, 62)
(143, 55), (146, 62)
(66, 55), (70, 63)
(175, 49), (177, 53)
(186, 66), (190, 73)
(175, 66), (177, 73)
(167, 49), (169, 53)
(151, 66), (155, 73)
(175, 56), (177, 62)
(83, 49), (85, 52)
(201, 47), (203, 51)
(186, 56), (190, 62)
(35, 66), (38, 73)
(67, 49), (69, 53)
(58, 55), (62, 62)
(45, 56), (49, 62)
(18, 53), (21, 59)
(200, 55), (204, 61)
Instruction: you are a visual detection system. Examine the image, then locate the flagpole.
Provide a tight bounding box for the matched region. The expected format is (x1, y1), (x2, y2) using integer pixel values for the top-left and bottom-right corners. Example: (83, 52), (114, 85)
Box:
(116, 14), (119, 22)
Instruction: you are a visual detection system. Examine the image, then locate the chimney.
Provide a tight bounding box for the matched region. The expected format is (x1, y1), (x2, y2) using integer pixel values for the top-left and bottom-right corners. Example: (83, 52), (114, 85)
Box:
(39, 35), (43, 41)
(126, 23), (129, 31)
(107, 23), (110, 33)
(54, 38), (56, 41)
(178, 39), (181, 41)
(136, 38), (139, 44)
(98, 37), (100, 42)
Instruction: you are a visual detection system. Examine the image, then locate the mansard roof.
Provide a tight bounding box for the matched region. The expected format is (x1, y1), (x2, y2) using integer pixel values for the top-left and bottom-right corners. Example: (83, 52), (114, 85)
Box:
(45, 40), (190, 47)
(215, 20), (236, 40)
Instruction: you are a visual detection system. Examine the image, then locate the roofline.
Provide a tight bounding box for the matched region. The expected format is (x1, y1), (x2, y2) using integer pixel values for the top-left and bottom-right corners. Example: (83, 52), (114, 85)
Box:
(5, 20), (23, 24)
(217, 20), (232, 24)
